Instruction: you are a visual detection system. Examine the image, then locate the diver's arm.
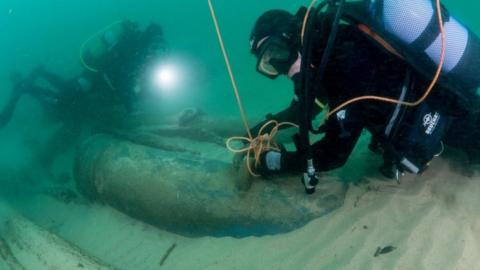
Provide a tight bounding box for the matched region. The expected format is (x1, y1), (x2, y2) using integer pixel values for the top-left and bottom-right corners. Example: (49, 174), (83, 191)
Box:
(311, 126), (362, 171)
(28, 85), (59, 105)
(281, 107), (364, 172)
(249, 100), (323, 137)
(249, 74), (323, 136)
(0, 70), (48, 129)
(35, 68), (69, 91)
(0, 90), (23, 129)
(249, 99), (301, 137)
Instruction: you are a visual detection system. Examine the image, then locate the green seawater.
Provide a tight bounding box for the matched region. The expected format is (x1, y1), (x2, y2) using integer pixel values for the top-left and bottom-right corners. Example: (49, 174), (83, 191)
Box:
(0, 0), (479, 269)
(0, 0), (478, 124)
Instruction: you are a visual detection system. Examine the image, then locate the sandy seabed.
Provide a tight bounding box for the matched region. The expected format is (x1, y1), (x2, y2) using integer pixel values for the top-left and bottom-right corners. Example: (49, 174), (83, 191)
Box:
(1, 158), (480, 270)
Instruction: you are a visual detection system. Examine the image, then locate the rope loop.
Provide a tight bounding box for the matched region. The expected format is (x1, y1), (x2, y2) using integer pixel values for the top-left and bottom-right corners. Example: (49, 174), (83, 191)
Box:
(226, 121), (298, 176)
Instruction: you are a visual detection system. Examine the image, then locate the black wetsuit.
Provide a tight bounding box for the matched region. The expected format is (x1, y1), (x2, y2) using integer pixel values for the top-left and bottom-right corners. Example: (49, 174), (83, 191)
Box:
(251, 24), (476, 175)
(92, 22), (165, 112)
(0, 69), (92, 129)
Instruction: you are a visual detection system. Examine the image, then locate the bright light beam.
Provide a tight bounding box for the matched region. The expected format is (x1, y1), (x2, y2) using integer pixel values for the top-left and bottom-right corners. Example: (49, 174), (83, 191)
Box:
(153, 64), (182, 93)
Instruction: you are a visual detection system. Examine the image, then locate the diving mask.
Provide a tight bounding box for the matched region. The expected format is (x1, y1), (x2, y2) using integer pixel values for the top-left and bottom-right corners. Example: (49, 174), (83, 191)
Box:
(256, 37), (293, 79)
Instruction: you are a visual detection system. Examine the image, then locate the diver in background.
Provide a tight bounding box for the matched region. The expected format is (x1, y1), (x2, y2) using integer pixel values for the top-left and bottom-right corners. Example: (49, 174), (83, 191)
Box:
(0, 67), (99, 170)
(0, 20), (167, 171)
(83, 20), (167, 112)
(241, 7), (480, 183)
(0, 20), (167, 129)
(0, 67), (93, 130)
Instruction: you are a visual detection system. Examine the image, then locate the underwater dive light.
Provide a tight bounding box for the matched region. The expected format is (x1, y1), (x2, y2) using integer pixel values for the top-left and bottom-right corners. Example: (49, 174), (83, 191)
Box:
(153, 63), (182, 93)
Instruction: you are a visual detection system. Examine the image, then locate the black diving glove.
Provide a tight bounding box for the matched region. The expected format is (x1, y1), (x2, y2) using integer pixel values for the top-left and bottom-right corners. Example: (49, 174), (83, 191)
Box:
(254, 150), (284, 178)
(232, 116), (276, 171)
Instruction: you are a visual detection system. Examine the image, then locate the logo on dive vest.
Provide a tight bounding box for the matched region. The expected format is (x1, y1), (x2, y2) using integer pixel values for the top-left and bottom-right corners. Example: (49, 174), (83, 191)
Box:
(336, 110), (347, 121)
(423, 112), (440, 135)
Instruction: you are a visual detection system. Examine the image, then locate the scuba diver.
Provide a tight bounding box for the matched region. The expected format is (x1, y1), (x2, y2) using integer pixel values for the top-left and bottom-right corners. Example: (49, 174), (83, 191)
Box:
(243, 0), (480, 193)
(0, 20), (167, 171)
(1, 20), (167, 129)
(81, 20), (167, 112)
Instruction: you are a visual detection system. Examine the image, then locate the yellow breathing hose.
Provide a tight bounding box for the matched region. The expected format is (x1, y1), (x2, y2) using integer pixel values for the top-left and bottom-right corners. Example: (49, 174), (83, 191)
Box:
(300, 0), (446, 119)
(79, 20), (124, 73)
(301, 0), (318, 46)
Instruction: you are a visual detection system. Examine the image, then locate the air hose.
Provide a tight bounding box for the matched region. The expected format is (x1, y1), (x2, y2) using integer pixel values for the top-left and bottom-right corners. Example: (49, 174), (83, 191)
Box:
(79, 21), (123, 73)
(322, 0), (446, 118)
(297, 0), (345, 194)
(297, 0), (444, 192)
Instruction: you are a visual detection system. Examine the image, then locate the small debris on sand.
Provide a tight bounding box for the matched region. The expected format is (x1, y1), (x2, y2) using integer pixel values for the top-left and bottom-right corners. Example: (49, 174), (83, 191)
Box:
(160, 243), (177, 266)
(374, 246), (397, 257)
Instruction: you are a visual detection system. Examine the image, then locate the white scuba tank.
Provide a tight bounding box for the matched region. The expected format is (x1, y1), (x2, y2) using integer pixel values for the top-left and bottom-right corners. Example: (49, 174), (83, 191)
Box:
(344, 0), (480, 92)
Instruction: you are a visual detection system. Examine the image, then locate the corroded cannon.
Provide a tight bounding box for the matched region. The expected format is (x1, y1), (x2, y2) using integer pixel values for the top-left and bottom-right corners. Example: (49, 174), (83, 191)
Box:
(75, 134), (347, 237)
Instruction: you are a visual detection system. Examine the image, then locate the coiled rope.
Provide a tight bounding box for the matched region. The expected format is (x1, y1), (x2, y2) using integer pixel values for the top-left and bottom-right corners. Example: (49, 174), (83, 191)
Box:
(226, 121), (298, 176)
(207, 0), (298, 176)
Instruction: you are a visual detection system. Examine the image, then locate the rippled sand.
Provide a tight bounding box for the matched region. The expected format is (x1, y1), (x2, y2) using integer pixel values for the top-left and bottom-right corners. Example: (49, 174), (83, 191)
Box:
(2, 158), (480, 270)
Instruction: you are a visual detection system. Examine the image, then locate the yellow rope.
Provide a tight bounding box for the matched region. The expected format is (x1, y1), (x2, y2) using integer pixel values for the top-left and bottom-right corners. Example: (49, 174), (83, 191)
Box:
(226, 121), (298, 176)
(208, 0), (299, 176)
(207, 0), (252, 139)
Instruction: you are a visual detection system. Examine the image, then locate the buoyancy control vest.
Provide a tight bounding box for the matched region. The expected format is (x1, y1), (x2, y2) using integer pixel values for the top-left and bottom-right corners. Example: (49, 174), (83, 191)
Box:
(342, 0), (480, 94)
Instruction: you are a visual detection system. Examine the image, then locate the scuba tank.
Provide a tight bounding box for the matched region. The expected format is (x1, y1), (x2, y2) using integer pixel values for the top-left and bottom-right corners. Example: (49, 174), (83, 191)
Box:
(342, 0), (480, 93)
(296, 0), (479, 193)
